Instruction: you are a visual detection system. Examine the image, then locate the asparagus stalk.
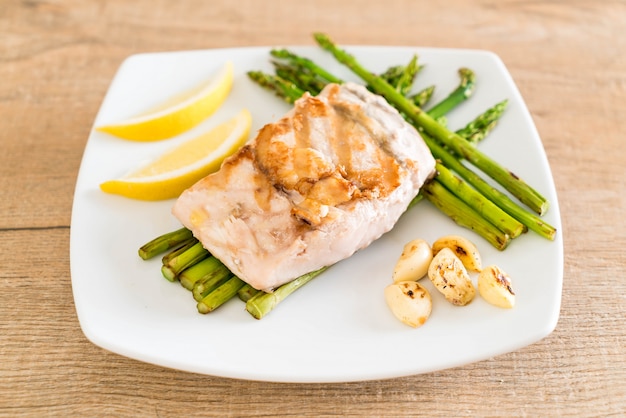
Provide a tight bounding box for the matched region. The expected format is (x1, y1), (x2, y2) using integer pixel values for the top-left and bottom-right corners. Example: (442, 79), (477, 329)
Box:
(426, 68), (476, 120)
(160, 237), (198, 265)
(381, 55), (420, 96)
(408, 193), (424, 210)
(379, 64), (405, 84)
(434, 162), (525, 238)
(161, 241), (209, 282)
(246, 267), (329, 319)
(422, 68), (475, 128)
(272, 49), (435, 109)
(192, 266), (232, 302)
(138, 224), (333, 316)
(270, 49), (344, 84)
(456, 100), (508, 145)
(237, 283), (260, 302)
(422, 180), (511, 250)
(411, 85), (435, 108)
(197, 276), (247, 314)
(423, 133), (556, 240)
(247, 71), (305, 104)
(179, 256), (227, 291)
(314, 32), (549, 216)
(272, 62), (327, 95)
(266, 46), (496, 149)
(138, 227), (194, 260)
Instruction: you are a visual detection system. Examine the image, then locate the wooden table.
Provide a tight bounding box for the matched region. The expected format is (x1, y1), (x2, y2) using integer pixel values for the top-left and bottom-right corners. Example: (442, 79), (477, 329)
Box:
(2, 1), (624, 416)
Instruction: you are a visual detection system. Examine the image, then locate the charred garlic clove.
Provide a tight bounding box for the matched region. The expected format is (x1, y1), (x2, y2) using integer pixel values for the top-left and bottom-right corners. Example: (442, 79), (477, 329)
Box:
(428, 247), (476, 306)
(478, 265), (516, 308)
(432, 235), (482, 272)
(384, 281), (432, 328)
(392, 239), (433, 283)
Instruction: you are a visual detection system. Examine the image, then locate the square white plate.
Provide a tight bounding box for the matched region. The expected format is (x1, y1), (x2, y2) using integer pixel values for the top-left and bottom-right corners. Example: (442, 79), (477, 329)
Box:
(70, 45), (563, 383)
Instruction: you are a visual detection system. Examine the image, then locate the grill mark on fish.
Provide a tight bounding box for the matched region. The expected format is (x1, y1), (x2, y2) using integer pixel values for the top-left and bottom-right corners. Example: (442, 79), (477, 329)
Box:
(331, 101), (402, 198)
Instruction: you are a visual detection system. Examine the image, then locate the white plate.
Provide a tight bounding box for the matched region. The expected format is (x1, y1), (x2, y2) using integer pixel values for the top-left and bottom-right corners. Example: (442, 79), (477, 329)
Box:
(70, 45), (563, 383)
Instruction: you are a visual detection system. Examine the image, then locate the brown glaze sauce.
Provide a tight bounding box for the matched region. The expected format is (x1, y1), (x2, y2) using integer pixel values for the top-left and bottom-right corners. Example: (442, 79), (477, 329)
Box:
(253, 85), (404, 226)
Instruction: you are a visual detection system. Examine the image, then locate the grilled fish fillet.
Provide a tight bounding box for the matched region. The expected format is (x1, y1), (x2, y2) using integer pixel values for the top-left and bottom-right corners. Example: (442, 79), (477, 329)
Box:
(172, 82), (436, 291)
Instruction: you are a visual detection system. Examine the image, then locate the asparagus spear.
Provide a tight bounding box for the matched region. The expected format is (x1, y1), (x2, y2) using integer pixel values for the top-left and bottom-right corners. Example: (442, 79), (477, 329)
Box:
(161, 237), (198, 265)
(314, 32), (549, 216)
(179, 256), (228, 291)
(380, 55), (420, 96)
(421, 68), (475, 127)
(246, 267), (329, 319)
(456, 100), (508, 145)
(161, 241), (209, 282)
(197, 276), (246, 314)
(422, 180), (511, 250)
(379, 64), (405, 84)
(272, 62), (327, 95)
(273, 49), (435, 109)
(426, 68), (476, 120)
(266, 47), (492, 147)
(423, 133), (557, 240)
(411, 85), (435, 108)
(138, 227), (194, 260)
(247, 71), (305, 104)
(270, 49), (344, 84)
(407, 193), (424, 210)
(237, 283), (260, 302)
(434, 162), (525, 238)
(138, 223), (332, 316)
(192, 266), (232, 302)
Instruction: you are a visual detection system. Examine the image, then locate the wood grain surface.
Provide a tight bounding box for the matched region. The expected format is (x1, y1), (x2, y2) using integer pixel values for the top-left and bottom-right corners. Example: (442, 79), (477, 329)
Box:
(1, 0), (625, 416)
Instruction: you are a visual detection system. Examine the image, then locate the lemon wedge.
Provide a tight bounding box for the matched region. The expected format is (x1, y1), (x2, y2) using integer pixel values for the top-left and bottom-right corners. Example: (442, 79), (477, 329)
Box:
(100, 108), (252, 200)
(96, 61), (234, 141)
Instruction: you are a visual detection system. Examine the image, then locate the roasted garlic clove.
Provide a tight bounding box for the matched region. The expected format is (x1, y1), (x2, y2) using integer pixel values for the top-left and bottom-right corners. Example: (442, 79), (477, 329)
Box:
(432, 235), (482, 272)
(478, 265), (516, 308)
(428, 247), (476, 306)
(384, 281), (432, 328)
(392, 239), (433, 283)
